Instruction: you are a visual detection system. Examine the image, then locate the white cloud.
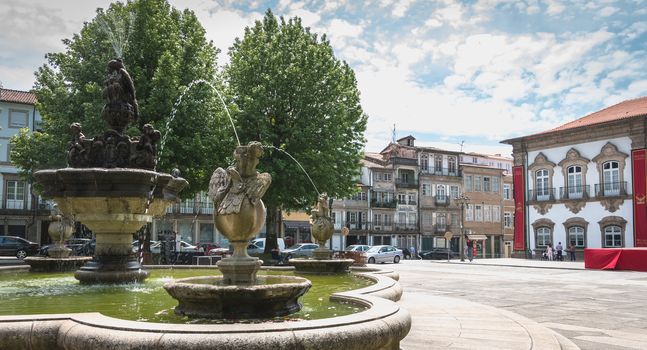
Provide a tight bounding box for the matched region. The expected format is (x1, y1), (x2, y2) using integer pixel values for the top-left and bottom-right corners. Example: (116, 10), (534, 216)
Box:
(545, 0), (566, 15)
(599, 6), (619, 16)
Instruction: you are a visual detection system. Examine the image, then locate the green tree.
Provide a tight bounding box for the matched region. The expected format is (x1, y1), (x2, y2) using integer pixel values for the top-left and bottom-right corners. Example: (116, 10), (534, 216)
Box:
(225, 10), (367, 253)
(10, 0), (234, 195)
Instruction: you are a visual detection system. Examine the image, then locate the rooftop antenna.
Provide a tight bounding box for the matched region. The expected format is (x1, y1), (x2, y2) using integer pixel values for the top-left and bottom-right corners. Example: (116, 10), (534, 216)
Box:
(458, 140), (465, 152)
(392, 123), (396, 144)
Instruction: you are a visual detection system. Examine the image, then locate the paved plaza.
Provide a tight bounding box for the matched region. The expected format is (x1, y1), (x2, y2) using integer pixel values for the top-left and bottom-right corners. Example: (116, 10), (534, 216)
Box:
(389, 259), (647, 350)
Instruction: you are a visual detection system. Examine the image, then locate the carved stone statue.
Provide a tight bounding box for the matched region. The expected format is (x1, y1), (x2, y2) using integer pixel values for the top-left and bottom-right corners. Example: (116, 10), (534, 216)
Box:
(310, 193), (334, 248)
(67, 122), (87, 166)
(208, 141), (271, 284)
(102, 58), (138, 132)
(65, 59), (161, 170)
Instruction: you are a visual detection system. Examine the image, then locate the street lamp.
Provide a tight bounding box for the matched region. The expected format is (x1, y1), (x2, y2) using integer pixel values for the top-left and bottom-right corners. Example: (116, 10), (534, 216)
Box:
(454, 193), (470, 262)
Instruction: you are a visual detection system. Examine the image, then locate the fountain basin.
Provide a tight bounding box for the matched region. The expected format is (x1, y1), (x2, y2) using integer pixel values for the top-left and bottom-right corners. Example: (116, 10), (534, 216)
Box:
(164, 275), (312, 318)
(34, 168), (187, 284)
(23, 256), (92, 273)
(0, 267), (409, 350)
(290, 258), (355, 274)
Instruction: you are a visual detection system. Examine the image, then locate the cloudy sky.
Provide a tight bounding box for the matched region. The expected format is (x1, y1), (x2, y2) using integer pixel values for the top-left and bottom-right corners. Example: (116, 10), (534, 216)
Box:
(2, 0), (646, 155)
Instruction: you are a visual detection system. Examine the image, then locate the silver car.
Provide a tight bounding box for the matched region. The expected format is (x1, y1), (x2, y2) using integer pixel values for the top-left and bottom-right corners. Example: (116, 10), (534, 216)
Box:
(281, 243), (319, 260)
(365, 245), (403, 264)
(344, 244), (370, 252)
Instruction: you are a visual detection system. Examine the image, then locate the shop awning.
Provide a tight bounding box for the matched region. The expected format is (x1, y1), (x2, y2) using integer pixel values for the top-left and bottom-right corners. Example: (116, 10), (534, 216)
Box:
(467, 234), (488, 240)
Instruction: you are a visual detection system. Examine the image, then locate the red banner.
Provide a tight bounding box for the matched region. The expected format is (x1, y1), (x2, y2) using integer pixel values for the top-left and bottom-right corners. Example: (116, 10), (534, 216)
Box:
(512, 166), (525, 251)
(632, 149), (647, 247)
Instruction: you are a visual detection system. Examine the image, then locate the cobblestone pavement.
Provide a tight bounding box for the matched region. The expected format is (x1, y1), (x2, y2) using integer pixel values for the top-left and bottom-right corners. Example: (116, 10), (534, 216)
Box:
(387, 259), (647, 350)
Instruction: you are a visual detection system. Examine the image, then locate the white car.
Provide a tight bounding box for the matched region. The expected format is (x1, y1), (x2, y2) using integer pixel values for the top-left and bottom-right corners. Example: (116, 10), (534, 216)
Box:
(344, 244), (371, 252)
(365, 245), (403, 264)
(150, 241), (203, 253)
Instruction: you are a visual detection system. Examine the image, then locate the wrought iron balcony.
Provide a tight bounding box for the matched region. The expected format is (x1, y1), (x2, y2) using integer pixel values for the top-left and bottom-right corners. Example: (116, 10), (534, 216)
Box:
(395, 178), (419, 188)
(559, 185), (590, 200)
(595, 181), (627, 197)
(528, 188), (555, 202)
(420, 167), (461, 177)
(434, 224), (450, 233)
(371, 199), (397, 208)
(394, 223), (419, 232)
(435, 196), (450, 206)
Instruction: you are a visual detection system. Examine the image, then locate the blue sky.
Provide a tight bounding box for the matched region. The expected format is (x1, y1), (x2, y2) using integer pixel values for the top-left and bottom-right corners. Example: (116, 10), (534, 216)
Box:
(2, 0), (647, 155)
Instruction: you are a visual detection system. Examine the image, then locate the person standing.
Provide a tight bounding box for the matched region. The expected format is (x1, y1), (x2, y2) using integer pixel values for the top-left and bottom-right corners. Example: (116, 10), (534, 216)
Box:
(568, 243), (577, 261)
(556, 242), (563, 261)
(546, 243), (554, 261)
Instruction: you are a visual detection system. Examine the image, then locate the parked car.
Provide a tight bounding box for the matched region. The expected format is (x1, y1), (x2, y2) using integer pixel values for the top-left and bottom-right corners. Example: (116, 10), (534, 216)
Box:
(281, 243), (319, 260)
(40, 238), (94, 256)
(420, 248), (458, 260)
(365, 245), (403, 264)
(0, 236), (40, 259)
(131, 240), (157, 253)
(344, 245), (371, 252)
(208, 246), (232, 257)
(150, 241), (202, 253)
(247, 238), (286, 256)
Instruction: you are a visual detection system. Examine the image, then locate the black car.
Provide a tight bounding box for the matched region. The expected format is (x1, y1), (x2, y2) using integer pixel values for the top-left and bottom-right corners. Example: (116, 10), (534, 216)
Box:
(0, 236), (40, 259)
(420, 248), (458, 260)
(40, 238), (94, 256)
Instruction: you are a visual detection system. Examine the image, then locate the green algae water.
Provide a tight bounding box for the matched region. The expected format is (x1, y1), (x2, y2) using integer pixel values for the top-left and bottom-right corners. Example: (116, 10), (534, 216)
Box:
(0, 269), (372, 323)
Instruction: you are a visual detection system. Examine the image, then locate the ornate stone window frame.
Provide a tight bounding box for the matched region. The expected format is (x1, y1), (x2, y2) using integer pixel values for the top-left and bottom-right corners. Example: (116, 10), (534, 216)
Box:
(558, 148), (590, 213)
(562, 217), (588, 248)
(532, 218), (555, 248)
(528, 153), (556, 214)
(591, 142), (629, 209)
(598, 216), (627, 248)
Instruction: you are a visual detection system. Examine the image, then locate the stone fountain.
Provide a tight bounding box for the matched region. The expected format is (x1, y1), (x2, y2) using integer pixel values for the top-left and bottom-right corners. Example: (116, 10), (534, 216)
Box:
(163, 142), (312, 318)
(24, 213), (92, 272)
(289, 194), (354, 274)
(33, 58), (187, 284)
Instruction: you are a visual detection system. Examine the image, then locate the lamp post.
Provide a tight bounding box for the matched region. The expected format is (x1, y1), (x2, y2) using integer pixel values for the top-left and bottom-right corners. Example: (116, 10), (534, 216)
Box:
(454, 194), (470, 262)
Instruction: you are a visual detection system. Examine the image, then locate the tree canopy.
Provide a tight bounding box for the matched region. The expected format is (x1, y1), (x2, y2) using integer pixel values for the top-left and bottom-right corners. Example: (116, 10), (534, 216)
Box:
(10, 0), (234, 195)
(225, 10), (367, 250)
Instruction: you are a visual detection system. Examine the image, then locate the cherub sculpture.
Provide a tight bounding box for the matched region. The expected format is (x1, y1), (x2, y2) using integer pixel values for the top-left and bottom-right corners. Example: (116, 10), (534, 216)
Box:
(67, 122), (86, 166)
(208, 141), (271, 216)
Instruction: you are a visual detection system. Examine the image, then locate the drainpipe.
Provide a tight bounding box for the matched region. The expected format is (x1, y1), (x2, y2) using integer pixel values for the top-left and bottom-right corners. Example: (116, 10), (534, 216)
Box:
(524, 145), (530, 259)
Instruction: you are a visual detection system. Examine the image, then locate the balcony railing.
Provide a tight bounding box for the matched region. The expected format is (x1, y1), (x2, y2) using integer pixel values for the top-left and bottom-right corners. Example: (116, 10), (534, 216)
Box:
(371, 223), (394, 231)
(420, 167), (460, 177)
(528, 188), (556, 201)
(371, 200), (397, 208)
(435, 196), (450, 206)
(394, 224), (418, 232)
(395, 179), (419, 188)
(595, 182), (627, 197)
(434, 224), (450, 233)
(559, 185), (590, 200)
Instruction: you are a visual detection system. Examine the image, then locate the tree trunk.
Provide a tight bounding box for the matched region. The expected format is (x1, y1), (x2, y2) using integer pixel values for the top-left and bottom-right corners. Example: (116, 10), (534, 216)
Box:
(264, 206), (281, 254)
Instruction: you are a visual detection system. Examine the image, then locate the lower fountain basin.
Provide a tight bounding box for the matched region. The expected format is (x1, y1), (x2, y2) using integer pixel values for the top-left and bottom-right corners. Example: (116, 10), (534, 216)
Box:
(23, 256), (93, 273)
(164, 275), (312, 318)
(290, 258), (355, 274)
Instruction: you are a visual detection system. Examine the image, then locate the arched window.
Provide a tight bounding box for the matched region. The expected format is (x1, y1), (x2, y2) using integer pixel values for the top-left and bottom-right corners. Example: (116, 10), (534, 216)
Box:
(604, 226), (622, 247)
(536, 227), (551, 247)
(568, 226), (585, 248)
(602, 161), (620, 196)
(567, 165), (583, 199)
(536, 169), (550, 200)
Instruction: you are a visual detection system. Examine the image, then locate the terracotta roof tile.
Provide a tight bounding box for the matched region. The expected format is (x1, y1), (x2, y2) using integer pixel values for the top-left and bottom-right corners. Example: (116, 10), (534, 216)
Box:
(0, 88), (37, 105)
(541, 96), (647, 135)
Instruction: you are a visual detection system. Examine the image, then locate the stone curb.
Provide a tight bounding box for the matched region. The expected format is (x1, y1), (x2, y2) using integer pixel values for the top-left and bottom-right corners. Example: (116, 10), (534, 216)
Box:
(430, 260), (586, 271)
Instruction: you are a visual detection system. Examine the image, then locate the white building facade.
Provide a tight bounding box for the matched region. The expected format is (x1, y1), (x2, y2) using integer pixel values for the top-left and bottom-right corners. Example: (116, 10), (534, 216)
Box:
(503, 97), (647, 258)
